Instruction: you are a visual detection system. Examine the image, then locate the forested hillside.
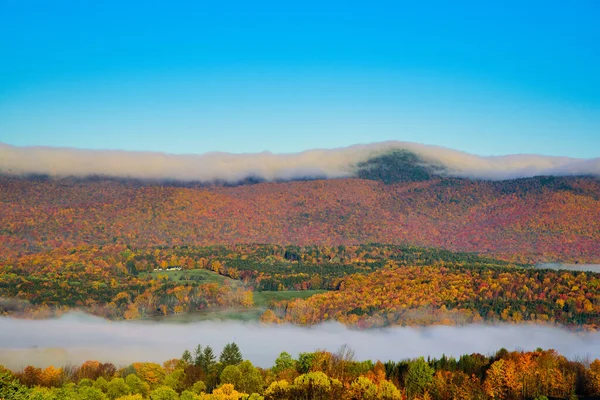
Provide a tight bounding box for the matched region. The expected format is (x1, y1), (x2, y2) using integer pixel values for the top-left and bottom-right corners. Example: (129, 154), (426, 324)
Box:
(263, 264), (600, 329)
(3, 242), (600, 329)
(1, 174), (598, 263)
(0, 243), (521, 321)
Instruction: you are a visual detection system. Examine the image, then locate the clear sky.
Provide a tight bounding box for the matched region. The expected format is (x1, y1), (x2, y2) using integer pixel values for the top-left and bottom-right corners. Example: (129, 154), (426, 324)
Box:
(0, 0), (598, 157)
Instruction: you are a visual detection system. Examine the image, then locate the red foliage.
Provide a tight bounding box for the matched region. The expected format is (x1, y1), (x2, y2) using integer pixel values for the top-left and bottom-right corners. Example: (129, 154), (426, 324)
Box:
(1, 176), (598, 263)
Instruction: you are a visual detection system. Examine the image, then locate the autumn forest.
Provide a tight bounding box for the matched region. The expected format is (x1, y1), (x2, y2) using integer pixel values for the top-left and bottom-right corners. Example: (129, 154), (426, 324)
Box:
(1, 158), (600, 399)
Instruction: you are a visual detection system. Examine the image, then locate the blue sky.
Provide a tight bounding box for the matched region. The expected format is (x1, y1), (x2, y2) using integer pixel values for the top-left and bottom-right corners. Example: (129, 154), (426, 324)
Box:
(0, 0), (598, 157)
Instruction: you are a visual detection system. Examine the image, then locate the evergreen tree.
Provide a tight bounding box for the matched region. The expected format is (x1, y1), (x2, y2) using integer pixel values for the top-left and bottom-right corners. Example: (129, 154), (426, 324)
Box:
(193, 345), (203, 366)
(180, 350), (192, 366)
(200, 345), (217, 373)
(220, 342), (243, 366)
(405, 357), (434, 398)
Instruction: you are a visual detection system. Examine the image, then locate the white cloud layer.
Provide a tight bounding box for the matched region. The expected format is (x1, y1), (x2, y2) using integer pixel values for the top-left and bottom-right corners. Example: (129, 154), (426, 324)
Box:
(0, 141), (598, 182)
(0, 314), (599, 369)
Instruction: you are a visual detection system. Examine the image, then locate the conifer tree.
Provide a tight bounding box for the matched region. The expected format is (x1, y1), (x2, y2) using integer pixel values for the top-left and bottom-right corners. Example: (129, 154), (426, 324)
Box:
(220, 342), (243, 366)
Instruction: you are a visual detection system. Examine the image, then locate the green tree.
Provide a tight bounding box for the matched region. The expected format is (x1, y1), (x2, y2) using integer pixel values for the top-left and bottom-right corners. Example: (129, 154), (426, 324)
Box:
(199, 346), (217, 373)
(78, 378), (94, 387)
(273, 352), (295, 374)
(125, 374), (150, 397)
(150, 385), (179, 400)
(405, 357), (434, 399)
(28, 387), (55, 400)
(164, 368), (187, 393)
(115, 395), (144, 400)
(190, 381), (207, 394)
(220, 342), (243, 366)
(237, 361), (265, 394)
(193, 345), (203, 366)
(292, 372), (342, 400)
(180, 390), (200, 400)
(107, 377), (131, 399)
(79, 386), (109, 400)
(220, 361), (265, 394)
(378, 380), (403, 400)
(349, 376), (378, 400)
(297, 352), (315, 374)
(0, 370), (29, 400)
(30, 386), (77, 400)
(181, 350), (193, 366)
(94, 376), (110, 393)
(220, 365), (242, 388)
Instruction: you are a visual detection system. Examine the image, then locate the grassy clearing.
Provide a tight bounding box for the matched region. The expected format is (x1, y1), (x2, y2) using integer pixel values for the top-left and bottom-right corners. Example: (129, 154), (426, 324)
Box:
(144, 289), (328, 323)
(137, 268), (328, 322)
(140, 268), (240, 286)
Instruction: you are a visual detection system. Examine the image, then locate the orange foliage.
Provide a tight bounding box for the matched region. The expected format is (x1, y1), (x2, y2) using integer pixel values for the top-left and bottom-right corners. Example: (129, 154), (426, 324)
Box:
(0, 175), (598, 263)
(270, 266), (600, 329)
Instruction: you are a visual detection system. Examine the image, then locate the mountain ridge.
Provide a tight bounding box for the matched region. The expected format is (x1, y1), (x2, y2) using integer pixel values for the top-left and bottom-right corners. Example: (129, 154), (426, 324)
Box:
(1, 172), (598, 264)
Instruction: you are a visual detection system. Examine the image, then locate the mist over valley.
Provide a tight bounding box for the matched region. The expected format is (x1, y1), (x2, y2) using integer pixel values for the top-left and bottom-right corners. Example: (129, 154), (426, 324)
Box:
(2, 314), (600, 370)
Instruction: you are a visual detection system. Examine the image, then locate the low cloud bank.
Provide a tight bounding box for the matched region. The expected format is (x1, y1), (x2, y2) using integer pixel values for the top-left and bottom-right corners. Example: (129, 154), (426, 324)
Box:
(1, 313), (599, 369)
(0, 141), (598, 182)
(536, 264), (600, 273)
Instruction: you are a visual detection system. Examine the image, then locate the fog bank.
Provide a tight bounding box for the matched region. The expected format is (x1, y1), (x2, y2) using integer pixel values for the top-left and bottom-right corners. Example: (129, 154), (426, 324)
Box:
(1, 141), (598, 182)
(1, 313), (599, 369)
(536, 264), (600, 273)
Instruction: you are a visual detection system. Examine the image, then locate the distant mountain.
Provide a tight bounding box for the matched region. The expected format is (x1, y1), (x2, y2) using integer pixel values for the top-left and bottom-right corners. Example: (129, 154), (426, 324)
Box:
(1, 164), (598, 263)
(355, 149), (447, 183)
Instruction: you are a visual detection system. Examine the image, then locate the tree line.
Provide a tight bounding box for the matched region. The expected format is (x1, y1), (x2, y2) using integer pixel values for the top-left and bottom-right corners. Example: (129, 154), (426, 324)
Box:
(3, 344), (600, 399)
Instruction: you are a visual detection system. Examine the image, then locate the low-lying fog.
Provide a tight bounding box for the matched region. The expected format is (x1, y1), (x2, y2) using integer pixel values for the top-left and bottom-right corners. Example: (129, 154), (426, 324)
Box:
(535, 263), (600, 273)
(1, 313), (599, 369)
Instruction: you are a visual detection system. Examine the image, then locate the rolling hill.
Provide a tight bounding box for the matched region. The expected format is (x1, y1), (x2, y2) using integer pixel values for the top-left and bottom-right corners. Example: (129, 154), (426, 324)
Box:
(1, 150), (598, 264)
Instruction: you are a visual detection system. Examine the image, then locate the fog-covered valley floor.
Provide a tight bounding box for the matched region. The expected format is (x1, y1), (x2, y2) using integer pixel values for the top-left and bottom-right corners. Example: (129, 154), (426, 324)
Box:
(1, 313), (599, 369)
(535, 264), (600, 273)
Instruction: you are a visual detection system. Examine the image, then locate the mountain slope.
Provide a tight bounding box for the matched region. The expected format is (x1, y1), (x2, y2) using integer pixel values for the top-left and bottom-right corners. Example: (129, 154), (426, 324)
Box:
(1, 173), (598, 263)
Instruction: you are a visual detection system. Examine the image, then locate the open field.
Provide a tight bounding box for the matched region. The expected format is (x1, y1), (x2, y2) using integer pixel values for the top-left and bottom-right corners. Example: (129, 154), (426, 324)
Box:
(140, 268), (241, 286)
(146, 289), (328, 323)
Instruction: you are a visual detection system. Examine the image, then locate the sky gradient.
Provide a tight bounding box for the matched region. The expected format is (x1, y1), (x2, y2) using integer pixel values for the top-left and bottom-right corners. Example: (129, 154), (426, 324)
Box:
(1, 0), (599, 157)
